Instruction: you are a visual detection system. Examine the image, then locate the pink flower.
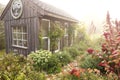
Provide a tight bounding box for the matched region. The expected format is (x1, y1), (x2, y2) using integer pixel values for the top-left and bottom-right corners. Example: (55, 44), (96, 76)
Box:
(87, 48), (94, 54)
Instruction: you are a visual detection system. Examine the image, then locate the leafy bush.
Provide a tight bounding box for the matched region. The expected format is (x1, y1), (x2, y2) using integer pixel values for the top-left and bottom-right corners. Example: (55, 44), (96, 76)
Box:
(80, 54), (105, 74)
(28, 50), (52, 71)
(28, 50), (61, 74)
(0, 53), (46, 80)
(60, 70), (118, 80)
(54, 51), (72, 66)
(26, 71), (46, 80)
(45, 55), (61, 74)
(0, 53), (27, 80)
(67, 47), (79, 59)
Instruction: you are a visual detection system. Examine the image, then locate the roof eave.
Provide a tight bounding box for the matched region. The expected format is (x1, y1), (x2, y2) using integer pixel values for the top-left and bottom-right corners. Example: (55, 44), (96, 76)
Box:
(45, 11), (78, 23)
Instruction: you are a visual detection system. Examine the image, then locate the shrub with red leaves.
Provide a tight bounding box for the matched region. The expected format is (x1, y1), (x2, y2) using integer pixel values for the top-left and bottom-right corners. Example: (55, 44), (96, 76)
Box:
(103, 32), (110, 39)
(88, 12), (120, 79)
(70, 68), (80, 77)
(98, 61), (107, 67)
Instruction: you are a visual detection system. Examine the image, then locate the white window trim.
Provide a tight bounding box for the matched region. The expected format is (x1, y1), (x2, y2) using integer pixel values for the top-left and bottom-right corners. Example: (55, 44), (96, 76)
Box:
(12, 26), (28, 49)
(42, 19), (50, 51)
(54, 21), (61, 52)
(64, 22), (69, 37)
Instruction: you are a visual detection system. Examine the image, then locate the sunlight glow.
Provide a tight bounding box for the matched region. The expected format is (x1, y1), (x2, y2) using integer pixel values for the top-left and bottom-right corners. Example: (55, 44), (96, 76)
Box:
(0, 0), (120, 21)
(1, 0), (120, 35)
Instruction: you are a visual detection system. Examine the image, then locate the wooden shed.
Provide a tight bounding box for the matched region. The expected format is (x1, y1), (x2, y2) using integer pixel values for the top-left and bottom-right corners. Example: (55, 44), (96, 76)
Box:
(0, 0), (78, 55)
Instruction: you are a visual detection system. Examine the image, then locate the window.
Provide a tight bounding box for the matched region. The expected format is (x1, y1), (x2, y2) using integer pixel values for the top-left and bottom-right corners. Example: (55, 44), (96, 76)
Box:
(64, 23), (69, 47)
(12, 26), (27, 48)
(54, 21), (61, 52)
(41, 19), (50, 50)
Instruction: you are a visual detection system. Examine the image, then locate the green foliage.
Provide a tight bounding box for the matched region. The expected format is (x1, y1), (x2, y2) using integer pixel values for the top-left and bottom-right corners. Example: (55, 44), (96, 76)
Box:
(49, 22), (64, 52)
(26, 71), (46, 80)
(15, 73), (26, 80)
(0, 53), (46, 80)
(54, 51), (72, 66)
(45, 55), (61, 74)
(0, 53), (27, 80)
(28, 50), (61, 74)
(66, 47), (79, 59)
(60, 71), (118, 80)
(79, 72), (106, 80)
(28, 50), (52, 71)
(80, 54), (105, 74)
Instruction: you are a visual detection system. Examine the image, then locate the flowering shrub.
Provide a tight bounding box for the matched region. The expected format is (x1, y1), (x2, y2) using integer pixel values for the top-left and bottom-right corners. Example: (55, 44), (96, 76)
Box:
(86, 12), (120, 79)
(28, 50), (52, 71)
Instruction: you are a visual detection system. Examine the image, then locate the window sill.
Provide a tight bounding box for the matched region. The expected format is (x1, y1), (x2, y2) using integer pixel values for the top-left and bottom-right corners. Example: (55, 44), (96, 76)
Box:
(12, 45), (28, 49)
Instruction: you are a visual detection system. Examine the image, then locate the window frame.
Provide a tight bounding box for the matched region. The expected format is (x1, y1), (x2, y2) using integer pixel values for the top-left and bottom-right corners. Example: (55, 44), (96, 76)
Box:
(64, 22), (69, 47)
(12, 25), (28, 49)
(54, 21), (61, 52)
(41, 19), (50, 51)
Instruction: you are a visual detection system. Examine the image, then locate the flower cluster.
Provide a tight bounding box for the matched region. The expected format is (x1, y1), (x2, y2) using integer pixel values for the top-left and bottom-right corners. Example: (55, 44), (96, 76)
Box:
(70, 68), (85, 78)
(28, 50), (52, 70)
(70, 69), (80, 77)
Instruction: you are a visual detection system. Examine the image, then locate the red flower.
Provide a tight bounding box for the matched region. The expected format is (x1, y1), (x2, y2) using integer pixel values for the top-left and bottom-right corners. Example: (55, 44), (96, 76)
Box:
(87, 48), (94, 54)
(70, 69), (77, 74)
(70, 69), (80, 77)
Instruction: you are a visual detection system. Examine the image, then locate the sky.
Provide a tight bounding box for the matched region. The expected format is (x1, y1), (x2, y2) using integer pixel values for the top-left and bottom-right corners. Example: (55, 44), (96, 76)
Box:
(0, 0), (120, 34)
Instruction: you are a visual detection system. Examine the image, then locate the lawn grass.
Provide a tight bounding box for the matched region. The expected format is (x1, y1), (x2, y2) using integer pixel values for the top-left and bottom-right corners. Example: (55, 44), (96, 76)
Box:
(0, 49), (5, 58)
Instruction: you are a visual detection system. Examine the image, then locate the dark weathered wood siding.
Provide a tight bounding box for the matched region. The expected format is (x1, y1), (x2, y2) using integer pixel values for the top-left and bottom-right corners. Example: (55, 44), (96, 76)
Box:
(2, 0), (77, 55)
(3, 0), (41, 55)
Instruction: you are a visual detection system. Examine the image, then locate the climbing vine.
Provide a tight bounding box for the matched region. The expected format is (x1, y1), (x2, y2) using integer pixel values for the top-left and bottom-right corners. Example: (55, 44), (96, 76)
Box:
(49, 21), (64, 53)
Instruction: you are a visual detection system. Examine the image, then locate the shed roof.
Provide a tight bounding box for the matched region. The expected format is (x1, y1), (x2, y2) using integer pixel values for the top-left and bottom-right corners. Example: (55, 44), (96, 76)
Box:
(0, 0), (78, 22)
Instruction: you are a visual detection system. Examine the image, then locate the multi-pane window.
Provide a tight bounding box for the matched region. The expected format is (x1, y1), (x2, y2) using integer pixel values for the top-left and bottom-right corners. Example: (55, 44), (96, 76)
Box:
(64, 23), (68, 47)
(12, 26), (27, 48)
(55, 21), (61, 52)
(41, 19), (50, 50)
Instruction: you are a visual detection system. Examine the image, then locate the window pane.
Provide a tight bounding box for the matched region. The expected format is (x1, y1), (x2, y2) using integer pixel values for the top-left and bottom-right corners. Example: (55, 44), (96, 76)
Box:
(13, 27), (17, 32)
(41, 20), (49, 37)
(42, 38), (48, 50)
(64, 36), (68, 47)
(13, 33), (17, 39)
(18, 34), (22, 39)
(18, 40), (22, 46)
(13, 40), (17, 45)
(12, 26), (27, 47)
(23, 34), (27, 40)
(23, 41), (27, 47)
(18, 27), (21, 32)
(23, 27), (27, 33)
